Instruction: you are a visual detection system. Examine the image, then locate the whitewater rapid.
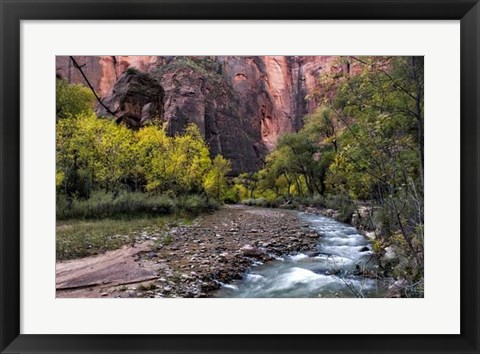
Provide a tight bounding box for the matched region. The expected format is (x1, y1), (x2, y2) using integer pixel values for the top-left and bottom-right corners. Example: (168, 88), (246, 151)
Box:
(213, 212), (389, 298)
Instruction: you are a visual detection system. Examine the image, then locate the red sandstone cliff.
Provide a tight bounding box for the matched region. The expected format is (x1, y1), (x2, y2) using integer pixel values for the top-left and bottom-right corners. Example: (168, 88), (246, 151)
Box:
(56, 56), (343, 173)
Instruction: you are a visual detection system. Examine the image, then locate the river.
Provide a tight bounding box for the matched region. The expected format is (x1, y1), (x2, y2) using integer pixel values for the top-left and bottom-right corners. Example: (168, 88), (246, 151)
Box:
(213, 211), (390, 298)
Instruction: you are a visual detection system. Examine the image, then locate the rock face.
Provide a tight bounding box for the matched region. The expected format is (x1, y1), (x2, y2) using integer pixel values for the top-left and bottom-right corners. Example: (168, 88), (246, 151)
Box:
(56, 55), (342, 173)
(98, 69), (164, 127)
(151, 59), (264, 173)
(56, 56), (162, 98)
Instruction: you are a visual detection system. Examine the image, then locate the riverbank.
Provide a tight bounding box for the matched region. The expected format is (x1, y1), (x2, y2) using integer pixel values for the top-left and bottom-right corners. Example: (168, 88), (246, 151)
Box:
(295, 203), (376, 238)
(56, 205), (320, 298)
(286, 203), (423, 297)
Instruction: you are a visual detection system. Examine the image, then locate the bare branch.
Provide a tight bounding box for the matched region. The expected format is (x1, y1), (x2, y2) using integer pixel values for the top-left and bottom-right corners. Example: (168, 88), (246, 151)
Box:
(69, 56), (124, 124)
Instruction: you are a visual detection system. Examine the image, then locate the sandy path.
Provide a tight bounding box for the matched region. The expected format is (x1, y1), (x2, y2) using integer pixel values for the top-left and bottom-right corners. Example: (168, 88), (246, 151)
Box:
(56, 242), (161, 298)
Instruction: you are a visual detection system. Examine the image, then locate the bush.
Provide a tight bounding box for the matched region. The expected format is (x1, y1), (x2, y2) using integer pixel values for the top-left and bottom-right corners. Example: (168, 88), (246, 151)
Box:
(179, 195), (204, 214)
(267, 196), (288, 208)
(241, 198), (269, 207)
(325, 194), (356, 223)
(309, 194), (326, 208)
(178, 195), (219, 215)
(56, 216), (171, 260)
(376, 205), (394, 238)
(239, 194), (325, 209)
(56, 191), (218, 220)
(223, 186), (240, 204)
(291, 196), (308, 207)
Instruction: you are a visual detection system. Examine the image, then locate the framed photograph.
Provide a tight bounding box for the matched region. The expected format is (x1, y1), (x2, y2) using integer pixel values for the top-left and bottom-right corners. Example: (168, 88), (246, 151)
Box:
(1, 0), (479, 353)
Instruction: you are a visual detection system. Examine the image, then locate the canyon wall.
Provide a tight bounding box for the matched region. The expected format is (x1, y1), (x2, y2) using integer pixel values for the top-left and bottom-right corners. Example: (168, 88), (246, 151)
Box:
(56, 55), (343, 173)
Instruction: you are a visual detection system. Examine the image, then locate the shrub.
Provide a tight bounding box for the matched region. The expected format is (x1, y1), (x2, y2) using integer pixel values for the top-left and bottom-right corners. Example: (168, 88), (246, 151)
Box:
(290, 196), (309, 208)
(178, 195), (219, 215)
(265, 196), (287, 208)
(56, 191), (217, 220)
(223, 186), (240, 204)
(325, 194), (356, 223)
(241, 198), (269, 207)
(309, 194), (326, 208)
(56, 216), (169, 260)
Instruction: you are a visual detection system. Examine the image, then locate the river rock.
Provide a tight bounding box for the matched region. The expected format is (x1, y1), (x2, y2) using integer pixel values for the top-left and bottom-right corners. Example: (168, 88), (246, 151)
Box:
(240, 245), (265, 257)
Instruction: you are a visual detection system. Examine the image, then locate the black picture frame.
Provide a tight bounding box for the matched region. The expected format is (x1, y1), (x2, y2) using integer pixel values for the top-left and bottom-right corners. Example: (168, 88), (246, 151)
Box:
(1, 0), (479, 353)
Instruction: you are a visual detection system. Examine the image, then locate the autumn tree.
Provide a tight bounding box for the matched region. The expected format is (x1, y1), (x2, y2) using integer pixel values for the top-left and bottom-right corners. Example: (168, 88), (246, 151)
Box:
(203, 155), (231, 202)
(168, 124), (212, 195)
(320, 56), (424, 263)
(56, 81), (232, 203)
(235, 172), (260, 199)
(56, 78), (95, 120)
(252, 56), (423, 267)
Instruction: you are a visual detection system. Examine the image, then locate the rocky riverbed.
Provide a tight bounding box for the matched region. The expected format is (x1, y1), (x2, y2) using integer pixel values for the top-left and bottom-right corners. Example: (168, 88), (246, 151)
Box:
(56, 205), (320, 298)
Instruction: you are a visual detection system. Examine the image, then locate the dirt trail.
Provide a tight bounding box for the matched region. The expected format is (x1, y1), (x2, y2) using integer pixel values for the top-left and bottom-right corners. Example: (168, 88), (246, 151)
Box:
(56, 242), (161, 298)
(56, 205), (319, 298)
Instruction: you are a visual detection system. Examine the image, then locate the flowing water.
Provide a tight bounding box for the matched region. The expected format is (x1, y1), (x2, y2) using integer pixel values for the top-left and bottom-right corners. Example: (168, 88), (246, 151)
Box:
(214, 212), (390, 298)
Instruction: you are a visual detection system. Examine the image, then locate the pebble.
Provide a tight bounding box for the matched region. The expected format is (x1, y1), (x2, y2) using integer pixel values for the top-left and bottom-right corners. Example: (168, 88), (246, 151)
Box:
(130, 206), (318, 298)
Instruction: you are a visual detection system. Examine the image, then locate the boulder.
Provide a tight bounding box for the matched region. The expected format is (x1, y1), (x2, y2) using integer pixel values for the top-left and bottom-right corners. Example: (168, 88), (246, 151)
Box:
(240, 244), (265, 258)
(98, 69), (164, 128)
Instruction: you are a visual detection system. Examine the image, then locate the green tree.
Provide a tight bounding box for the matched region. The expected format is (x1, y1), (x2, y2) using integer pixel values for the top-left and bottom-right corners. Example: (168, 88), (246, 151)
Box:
(56, 113), (100, 198)
(135, 125), (172, 193)
(56, 79), (95, 120)
(235, 172), (259, 199)
(168, 124), (212, 194)
(324, 56), (423, 258)
(251, 56), (423, 266)
(93, 119), (135, 194)
(275, 132), (322, 197)
(203, 155), (231, 202)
